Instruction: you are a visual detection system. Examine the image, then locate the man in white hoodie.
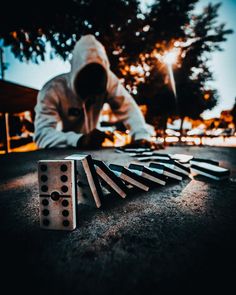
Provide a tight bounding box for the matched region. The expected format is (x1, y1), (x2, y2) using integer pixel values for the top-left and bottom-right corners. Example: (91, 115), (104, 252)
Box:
(34, 35), (158, 149)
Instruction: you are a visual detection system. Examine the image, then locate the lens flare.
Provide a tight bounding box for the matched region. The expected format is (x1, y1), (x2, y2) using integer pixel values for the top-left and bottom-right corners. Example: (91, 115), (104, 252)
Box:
(162, 48), (179, 65)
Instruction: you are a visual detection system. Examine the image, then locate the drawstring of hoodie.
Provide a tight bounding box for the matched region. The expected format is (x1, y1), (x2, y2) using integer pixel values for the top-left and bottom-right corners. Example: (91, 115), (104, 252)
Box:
(82, 102), (90, 134)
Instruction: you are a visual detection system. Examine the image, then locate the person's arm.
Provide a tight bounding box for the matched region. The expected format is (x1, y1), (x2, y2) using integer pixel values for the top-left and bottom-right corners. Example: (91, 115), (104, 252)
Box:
(107, 71), (153, 141)
(34, 85), (82, 148)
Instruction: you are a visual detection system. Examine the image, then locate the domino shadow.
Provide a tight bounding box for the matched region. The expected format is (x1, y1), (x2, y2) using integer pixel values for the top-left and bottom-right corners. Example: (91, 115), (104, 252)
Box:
(76, 176), (192, 227)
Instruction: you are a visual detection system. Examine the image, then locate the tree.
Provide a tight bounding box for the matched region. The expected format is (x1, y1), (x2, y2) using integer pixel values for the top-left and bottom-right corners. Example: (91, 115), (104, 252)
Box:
(230, 97), (236, 127)
(132, 1), (232, 133)
(0, 0), (143, 72)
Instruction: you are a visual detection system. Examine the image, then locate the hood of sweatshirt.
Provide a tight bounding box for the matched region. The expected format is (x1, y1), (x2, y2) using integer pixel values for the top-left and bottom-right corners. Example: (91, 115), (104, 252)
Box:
(70, 34), (110, 95)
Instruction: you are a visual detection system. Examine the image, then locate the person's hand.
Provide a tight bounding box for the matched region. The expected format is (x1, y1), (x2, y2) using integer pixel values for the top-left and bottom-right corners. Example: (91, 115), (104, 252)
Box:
(123, 138), (165, 150)
(77, 129), (114, 149)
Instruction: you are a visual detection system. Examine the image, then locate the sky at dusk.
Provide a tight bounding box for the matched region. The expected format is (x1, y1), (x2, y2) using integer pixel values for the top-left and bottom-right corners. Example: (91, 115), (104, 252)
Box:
(2, 0), (236, 119)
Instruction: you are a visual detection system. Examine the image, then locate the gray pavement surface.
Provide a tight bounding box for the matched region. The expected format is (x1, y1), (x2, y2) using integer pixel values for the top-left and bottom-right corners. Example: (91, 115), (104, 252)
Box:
(0, 146), (236, 295)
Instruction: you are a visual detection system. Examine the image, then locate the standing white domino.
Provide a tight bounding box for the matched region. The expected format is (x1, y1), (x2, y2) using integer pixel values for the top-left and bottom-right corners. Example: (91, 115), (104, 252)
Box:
(38, 160), (77, 231)
(65, 154), (103, 208)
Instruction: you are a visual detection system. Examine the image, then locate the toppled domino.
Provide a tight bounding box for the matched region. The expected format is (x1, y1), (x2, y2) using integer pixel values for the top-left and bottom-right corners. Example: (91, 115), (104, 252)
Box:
(133, 152), (170, 158)
(65, 154), (103, 208)
(151, 159), (190, 177)
(169, 154), (194, 164)
(128, 163), (166, 186)
(148, 162), (183, 181)
(38, 160), (77, 231)
(135, 153), (171, 162)
(190, 161), (230, 180)
(170, 154), (219, 166)
(109, 164), (150, 191)
(115, 147), (152, 153)
(127, 151), (156, 157)
(93, 159), (129, 198)
(190, 158), (219, 166)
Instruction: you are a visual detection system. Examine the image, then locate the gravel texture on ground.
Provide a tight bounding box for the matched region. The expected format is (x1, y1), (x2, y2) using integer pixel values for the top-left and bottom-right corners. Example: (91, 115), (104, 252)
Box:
(0, 146), (236, 295)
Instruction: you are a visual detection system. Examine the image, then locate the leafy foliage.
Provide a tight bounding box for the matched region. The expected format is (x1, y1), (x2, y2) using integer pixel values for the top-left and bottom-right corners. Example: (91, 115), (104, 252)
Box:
(0, 0), (233, 127)
(134, 1), (232, 125)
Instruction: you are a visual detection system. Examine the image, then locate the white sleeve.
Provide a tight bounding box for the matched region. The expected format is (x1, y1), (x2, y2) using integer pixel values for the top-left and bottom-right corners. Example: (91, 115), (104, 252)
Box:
(107, 71), (153, 140)
(34, 86), (82, 148)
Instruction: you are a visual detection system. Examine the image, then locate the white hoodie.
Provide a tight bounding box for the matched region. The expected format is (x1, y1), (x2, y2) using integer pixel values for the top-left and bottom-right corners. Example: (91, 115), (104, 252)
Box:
(34, 34), (152, 148)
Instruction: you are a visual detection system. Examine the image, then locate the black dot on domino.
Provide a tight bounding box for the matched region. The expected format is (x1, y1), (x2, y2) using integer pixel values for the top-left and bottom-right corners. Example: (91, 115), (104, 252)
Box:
(63, 220), (70, 227)
(51, 191), (60, 201)
(61, 185), (68, 193)
(41, 175), (48, 182)
(62, 210), (69, 217)
(43, 219), (50, 226)
(60, 164), (68, 172)
(42, 199), (49, 206)
(42, 209), (49, 216)
(40, 164), (47, 172)
(61, 175), (68, 182)
(41, 185), (48, 192)
(77, 181), (84, 187)
(62, 200), (69, 207)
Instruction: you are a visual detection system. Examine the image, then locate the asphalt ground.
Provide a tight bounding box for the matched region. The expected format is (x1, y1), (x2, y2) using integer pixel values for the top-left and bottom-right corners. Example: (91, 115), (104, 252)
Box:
(0, 146), (236, 295)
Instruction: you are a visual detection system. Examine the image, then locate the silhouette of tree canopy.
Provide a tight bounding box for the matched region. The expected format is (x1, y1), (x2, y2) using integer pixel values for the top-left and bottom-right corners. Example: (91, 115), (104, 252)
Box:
(134, 1), (232, 128)
(0, 0), (233, 128)
(0, 0), (143, 70)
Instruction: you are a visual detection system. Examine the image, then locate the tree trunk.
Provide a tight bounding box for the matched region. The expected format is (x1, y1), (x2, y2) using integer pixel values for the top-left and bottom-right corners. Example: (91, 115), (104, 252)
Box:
(0, 47), (5, 80)
(179, 116), (185, 139)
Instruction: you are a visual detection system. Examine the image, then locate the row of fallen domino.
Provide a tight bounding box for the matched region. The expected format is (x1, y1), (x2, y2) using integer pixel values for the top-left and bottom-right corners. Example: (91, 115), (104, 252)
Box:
(38, 150), (230, 231)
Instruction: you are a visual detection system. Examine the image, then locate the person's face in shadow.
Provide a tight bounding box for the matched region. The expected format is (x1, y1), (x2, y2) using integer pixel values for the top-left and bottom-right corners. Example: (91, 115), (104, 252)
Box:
(74, 63), (108, 102)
